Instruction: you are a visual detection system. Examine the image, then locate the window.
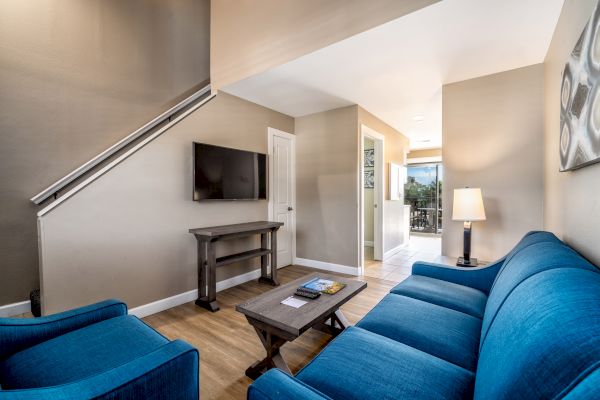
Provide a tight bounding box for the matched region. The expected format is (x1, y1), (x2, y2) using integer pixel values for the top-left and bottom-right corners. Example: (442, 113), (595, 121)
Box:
(404, 163), (443, 234)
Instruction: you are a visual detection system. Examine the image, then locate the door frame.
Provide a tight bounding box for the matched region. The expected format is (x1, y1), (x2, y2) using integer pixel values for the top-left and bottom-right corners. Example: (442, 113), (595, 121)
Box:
(359, 124), (385, 273)
(267, 127), (296, 267)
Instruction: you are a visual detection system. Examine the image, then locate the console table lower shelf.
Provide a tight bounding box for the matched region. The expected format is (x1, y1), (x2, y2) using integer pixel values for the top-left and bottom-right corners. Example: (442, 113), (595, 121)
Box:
(189, 221), (284, 312)
(236, 273), (367, 379)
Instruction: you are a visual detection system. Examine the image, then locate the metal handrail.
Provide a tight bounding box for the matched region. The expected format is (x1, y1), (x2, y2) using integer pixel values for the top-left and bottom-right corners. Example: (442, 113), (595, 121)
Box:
(37, 89), (216, 217)
(30, 83), (212, 205)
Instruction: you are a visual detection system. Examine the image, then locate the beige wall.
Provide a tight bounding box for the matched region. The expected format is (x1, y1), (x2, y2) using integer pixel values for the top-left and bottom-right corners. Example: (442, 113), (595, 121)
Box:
(442, 65), (545, 261)
(0, 0), (210, 306)
(358, 107), (410, 254)
(210, 0), (439, 89)
(295, 106), (360, 268)
(38, 93), (293, 314)
(295, 105), (409, 268)
(364, 138), (375, 243)
(544, 0), (600, 266)
(408, 148), (442, 159)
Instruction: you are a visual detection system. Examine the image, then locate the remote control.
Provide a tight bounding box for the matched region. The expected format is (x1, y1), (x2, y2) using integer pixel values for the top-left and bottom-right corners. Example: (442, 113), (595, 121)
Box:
(294, 287), (321, 299)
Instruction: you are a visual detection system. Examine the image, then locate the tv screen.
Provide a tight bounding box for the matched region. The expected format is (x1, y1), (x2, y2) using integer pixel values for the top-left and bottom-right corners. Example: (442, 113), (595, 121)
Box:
(193, 143), (267, 201)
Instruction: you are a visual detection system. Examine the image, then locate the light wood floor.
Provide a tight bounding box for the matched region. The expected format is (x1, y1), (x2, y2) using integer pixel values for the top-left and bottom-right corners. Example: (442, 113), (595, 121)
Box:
(144, 265), (399, 400)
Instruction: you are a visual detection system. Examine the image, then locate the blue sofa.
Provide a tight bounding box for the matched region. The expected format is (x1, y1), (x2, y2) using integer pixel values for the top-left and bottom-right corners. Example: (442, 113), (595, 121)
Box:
(248, 231), (600, 399)
(0, 299), (199, 399)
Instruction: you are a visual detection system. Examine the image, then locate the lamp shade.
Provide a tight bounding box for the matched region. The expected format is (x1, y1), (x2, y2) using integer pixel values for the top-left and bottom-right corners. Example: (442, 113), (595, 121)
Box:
(452, 188), (486, 221)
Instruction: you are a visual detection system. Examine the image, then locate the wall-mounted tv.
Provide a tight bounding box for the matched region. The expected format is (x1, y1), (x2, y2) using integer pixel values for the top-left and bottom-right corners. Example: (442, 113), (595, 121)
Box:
(193, 142), (267, 201)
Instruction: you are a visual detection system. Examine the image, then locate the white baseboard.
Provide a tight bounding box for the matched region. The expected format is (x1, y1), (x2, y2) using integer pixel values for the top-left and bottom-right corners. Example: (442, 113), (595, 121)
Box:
(0, 300), (31, 318)
(129, 268), (263, 318)
(364, 241), (374, 247)
(216, 268), (262, 292)
(295, 257), (359, 276)
(129, 290), (198, 318)
(383, 243), (407, 260)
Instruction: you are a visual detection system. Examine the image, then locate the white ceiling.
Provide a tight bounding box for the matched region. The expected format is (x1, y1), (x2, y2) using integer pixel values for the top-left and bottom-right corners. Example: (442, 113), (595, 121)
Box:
(223, 0), (564, 150)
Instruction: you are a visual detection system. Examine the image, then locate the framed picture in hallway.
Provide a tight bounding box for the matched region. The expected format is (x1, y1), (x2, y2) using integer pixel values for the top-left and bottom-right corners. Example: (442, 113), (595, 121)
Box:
(364, 149), (375, 167)
(364, 170), (374, 188)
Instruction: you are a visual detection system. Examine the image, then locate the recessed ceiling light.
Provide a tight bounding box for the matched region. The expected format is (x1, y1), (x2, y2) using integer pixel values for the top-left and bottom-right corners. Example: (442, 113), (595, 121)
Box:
(412, 115), (425, 122)
(417, 139), (431, 143)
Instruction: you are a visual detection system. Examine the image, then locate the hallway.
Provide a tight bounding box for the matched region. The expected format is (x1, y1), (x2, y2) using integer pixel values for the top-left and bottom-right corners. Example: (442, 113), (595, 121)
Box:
(363, 235), (451, 282)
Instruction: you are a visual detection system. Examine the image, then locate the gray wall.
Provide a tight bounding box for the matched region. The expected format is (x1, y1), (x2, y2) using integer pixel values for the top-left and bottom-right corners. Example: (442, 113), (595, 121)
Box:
(0, 0), (210, 305)
(295, 106), (360, 268)
(358, 106), (410, 254)
(295, 105), (410, 268)
(38, 92), (294, 314)
(442, 64), (545, 261)
(544, 0), (600, 266)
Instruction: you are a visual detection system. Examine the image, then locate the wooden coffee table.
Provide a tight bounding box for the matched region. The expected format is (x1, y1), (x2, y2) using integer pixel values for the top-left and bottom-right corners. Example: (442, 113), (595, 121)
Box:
(236, 272), (367, 379)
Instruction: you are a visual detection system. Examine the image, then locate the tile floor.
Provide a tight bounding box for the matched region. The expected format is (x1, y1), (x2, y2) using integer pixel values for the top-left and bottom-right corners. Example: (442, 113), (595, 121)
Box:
(364, 234), (455, 283)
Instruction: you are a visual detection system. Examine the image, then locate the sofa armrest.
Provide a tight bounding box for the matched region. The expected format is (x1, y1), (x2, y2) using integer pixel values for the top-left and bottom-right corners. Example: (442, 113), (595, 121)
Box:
(0, 340), (199, 400)
(248, 369), (332, 400)
(0, 299), (127, 359)
(411, 258), (505, 294)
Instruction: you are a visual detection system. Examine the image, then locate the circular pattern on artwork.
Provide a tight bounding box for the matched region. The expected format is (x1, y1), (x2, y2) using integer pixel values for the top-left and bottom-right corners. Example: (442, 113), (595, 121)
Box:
(560, 1), (600, 170)
(589, 86), (600, 139)
(561, 72), (571, 111)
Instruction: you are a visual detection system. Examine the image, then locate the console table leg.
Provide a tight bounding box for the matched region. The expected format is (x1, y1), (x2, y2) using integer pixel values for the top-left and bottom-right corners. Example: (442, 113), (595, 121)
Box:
(198, 241), (207, 299)
(258, 229), (280, 286)
(260, 233), (268, 278)
(195, 239), (220, 312)
(270, 228), (279, 285)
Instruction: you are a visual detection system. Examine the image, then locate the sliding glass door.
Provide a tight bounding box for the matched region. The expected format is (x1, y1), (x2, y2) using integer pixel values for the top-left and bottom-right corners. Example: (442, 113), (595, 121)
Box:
(404, 163), (443, 234)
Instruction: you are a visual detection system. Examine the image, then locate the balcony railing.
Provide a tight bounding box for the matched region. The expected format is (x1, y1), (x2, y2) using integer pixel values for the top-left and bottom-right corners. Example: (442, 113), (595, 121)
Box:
(407, 199), (442, 234)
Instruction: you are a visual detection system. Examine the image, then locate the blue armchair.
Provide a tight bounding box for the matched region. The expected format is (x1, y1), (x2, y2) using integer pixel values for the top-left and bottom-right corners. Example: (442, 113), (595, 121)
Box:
(0, 299), (199, 399)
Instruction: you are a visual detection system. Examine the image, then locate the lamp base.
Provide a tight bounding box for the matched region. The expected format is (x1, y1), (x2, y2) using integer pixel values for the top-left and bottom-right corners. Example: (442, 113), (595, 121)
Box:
(457, 257), (478, 267)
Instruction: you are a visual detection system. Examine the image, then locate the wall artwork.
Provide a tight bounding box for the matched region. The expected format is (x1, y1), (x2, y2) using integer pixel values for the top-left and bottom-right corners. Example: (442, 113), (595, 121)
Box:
(560, 0), (600, 171)
(364, 170), (374, 189)
(364, 149), (375, 167)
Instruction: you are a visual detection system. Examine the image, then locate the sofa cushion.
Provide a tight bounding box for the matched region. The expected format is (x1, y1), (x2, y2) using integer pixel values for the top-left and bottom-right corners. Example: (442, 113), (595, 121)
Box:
(297, 326), (474, 400)
(390, 275), (487, 318)
(0, 315), (168, 389)
(356, 293), (481, 371)
(475, 268), (600, 400)
(562, 369), (600, 399)
(481, 241), (596, 346)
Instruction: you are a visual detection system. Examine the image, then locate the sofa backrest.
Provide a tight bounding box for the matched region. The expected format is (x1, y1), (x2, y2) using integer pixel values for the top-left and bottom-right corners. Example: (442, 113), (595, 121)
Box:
(488, 231), (562, 292)
(474, 267), (600, 399)
(480, 238), (596, 345)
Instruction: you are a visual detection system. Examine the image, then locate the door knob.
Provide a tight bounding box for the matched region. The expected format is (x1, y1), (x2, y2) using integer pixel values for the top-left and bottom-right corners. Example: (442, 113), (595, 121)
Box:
(288, 206), (294, 211)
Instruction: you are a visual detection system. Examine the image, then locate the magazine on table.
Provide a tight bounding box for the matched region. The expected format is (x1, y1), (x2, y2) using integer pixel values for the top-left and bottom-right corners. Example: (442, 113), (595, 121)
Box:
(302, 277), (346, 294)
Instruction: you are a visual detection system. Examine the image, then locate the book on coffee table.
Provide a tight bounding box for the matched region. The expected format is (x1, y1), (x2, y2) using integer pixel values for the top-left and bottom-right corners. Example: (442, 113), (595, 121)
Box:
(302, 277), (346, 294)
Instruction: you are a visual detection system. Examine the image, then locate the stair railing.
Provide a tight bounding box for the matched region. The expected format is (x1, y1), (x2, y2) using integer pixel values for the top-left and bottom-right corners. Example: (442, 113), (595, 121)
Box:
(31, 84), (213, 207)
(34, 84), (215, 217)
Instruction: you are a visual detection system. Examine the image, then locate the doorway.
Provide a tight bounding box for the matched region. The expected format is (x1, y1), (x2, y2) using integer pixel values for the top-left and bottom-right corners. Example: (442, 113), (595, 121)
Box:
(268, 127), (296, 268)
(404, 162), (443, 255)
(359, 125), (384, 274)
(405, 163), (443, 235)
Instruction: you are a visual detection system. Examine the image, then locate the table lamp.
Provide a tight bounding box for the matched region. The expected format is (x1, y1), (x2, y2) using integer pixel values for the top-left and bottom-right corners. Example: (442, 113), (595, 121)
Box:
(452, 188), (486, 267)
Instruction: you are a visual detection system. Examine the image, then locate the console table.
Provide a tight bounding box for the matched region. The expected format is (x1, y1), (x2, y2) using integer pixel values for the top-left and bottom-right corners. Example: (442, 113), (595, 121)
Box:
(189, 221), (284, 312)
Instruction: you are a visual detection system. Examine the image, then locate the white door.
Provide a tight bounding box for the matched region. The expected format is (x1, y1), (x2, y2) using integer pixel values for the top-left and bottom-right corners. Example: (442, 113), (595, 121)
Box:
(270, 129), (295, 268)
